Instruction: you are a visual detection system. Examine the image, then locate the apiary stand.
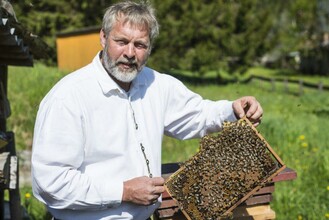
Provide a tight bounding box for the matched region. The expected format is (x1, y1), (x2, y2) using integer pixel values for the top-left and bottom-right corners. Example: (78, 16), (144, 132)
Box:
(154, 163), (297, 220)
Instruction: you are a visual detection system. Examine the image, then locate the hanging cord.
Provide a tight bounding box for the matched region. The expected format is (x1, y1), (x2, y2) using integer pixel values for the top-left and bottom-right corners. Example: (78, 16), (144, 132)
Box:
(140, 143), (153, 178)
(128, 96), (152, 178)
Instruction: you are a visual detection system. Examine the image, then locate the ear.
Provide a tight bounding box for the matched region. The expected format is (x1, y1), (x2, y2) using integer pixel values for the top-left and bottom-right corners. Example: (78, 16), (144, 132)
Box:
(100, 29), (107, 48)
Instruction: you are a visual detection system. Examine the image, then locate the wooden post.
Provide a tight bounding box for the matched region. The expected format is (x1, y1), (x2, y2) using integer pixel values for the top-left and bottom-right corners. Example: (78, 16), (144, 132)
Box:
(284, 78), (289, 93)
(258, 77), (263, 90)
(0, 65), (22, 220)
(0, 64), (7, 220)
(271, 78), (275, 92)
(6, 132), (22, 220)
(318, 82), (323, 92)
(299, 79), (304, 96)
(0, 65), (7, 132)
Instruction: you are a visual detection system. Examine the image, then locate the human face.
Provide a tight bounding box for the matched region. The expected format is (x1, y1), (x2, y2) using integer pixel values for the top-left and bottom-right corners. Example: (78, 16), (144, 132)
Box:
(100, 19), (151, 86)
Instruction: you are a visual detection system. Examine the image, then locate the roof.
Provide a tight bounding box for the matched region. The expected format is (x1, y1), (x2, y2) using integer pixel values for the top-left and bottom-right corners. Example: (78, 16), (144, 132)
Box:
(0, 7), (32, 66)
(56, 26), (101, 38)
(0, 6), (53, 67)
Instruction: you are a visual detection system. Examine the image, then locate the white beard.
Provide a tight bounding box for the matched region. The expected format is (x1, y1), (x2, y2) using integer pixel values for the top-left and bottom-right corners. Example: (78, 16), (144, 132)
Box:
(102, 46), (139, 83)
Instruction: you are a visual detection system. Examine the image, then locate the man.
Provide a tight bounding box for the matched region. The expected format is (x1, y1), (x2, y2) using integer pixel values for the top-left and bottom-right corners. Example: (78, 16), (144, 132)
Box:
(31, 1), (263, 219)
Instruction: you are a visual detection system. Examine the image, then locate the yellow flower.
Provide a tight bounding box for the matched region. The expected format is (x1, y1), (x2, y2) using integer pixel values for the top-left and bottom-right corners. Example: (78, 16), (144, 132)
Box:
(301, 142), (308, 148)
(299, 135), (305, 141)
(325, 213), (329, 218)
(327, 186), (329, 191)
(312, 147), (318, 153)
(25, 193), (31, 199)
(298, 215), (303, 220)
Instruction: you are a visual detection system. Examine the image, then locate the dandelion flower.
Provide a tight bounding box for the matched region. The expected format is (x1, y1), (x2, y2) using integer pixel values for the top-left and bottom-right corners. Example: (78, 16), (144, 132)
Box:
(327, 186), (329, 191)
(298, 215), (303, 220)
(325, 213), (329, 218)
(299, 135), (305, 141)
(25, 193), (31, 199)
(301, 142), (308, 148)
(312, 147), (318, 153)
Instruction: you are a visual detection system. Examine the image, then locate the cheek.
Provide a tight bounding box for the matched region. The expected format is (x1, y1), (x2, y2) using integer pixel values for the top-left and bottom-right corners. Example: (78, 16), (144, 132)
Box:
(137, 51), (150, 63)
(107, 45), (123, 60)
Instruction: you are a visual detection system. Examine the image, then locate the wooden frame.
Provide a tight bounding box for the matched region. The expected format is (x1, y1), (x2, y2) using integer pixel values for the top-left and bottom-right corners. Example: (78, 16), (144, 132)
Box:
(165, 117), (286, 220)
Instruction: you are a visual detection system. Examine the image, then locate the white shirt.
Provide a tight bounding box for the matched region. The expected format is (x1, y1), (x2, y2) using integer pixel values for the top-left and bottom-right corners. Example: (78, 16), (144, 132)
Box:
(31, 52), (237, 220)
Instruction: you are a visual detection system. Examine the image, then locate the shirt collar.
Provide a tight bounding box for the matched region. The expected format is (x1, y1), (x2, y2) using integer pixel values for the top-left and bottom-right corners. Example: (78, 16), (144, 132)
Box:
(92, 51), (147, 96)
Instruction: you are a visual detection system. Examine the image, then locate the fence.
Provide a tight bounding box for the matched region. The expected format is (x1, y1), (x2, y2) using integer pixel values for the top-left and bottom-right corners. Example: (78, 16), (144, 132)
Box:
(169, 72), (329, 94)
(249, 75), (329, 95)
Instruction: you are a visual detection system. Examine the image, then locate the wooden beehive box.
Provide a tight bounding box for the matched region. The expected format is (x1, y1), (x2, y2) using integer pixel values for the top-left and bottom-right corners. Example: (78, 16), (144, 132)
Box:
(165, 117), (286, 220)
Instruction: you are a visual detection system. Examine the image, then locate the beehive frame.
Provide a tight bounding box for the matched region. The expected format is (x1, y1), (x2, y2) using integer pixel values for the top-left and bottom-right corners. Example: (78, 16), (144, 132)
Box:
(165, 117), (286, 220)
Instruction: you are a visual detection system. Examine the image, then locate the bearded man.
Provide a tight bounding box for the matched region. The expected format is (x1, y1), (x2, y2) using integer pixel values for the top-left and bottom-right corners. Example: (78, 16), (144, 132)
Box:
(31, 1), (263, 219)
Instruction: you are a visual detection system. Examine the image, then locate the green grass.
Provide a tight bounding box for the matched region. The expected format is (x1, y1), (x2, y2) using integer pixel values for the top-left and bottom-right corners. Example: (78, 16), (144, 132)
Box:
(7, 63), (68, 151)
(20, 187), (52, 220)
(6, 63), (329, 219)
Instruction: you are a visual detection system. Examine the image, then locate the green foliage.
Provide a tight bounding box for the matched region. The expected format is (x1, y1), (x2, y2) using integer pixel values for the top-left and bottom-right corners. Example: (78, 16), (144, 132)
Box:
(149, 0), (277, 73)
(11, 0), (112, 57)
(11, 0), (326, 75)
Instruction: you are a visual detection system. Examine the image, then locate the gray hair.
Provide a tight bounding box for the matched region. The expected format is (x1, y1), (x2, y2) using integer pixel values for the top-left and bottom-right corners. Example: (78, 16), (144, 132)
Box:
(102, 0), (159, 46)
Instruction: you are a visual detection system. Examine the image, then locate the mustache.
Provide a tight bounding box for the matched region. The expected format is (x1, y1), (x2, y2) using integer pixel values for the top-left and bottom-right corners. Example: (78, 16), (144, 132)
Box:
(116, 58), (137, 66)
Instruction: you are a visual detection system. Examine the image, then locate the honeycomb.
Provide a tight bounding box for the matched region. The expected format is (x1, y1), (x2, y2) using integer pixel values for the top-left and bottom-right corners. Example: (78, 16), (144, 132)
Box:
(165, 117), (285, 220)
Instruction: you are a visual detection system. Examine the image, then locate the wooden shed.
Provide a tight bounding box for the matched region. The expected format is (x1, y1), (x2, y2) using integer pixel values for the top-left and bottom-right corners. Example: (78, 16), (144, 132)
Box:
(56, 26), (102, 72)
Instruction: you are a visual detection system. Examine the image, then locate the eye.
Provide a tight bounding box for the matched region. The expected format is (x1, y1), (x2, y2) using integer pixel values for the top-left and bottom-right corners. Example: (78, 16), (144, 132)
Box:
(116, 40), (127, 46)
(135, 42), (148, 50)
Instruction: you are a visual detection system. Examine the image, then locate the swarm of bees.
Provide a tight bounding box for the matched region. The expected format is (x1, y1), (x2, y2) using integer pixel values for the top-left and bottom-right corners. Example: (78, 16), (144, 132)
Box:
(165, 117), (285, 220)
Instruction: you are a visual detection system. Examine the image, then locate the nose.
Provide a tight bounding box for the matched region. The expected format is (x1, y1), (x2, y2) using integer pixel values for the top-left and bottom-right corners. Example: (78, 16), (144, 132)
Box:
(123, 43), (135, 60)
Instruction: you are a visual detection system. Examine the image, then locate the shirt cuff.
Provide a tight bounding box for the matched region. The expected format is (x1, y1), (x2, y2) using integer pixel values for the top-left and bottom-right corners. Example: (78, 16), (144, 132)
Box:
(98, 181), (123, 208)
(216, 100), (237, 123)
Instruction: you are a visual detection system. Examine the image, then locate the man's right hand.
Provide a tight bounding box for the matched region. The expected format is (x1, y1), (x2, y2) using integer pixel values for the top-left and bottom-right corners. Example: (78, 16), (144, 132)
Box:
(122, 176), (165, 205)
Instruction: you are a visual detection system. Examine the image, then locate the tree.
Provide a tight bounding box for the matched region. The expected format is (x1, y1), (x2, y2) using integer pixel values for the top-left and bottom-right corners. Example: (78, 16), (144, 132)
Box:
(149, 0), (280, 74)
(11, 0), (112, 64)
(11, 0), (323, 75)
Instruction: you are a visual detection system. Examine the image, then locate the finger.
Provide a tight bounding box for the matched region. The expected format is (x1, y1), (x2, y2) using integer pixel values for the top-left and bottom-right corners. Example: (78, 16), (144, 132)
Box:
(233, 101), (246, 119)
(146, 193), (161, 205)
(245, 100), (259, 118)
(151, 177), (165, 186)
(253, 121), (261, 127)
(247, 102), (263, 120)
(153, 185), (165, 194)
(250, 114), (263, 127)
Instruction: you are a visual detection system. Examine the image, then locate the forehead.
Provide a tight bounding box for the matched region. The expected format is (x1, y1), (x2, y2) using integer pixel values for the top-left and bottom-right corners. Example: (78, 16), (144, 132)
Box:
(110, 16), (150, 38)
